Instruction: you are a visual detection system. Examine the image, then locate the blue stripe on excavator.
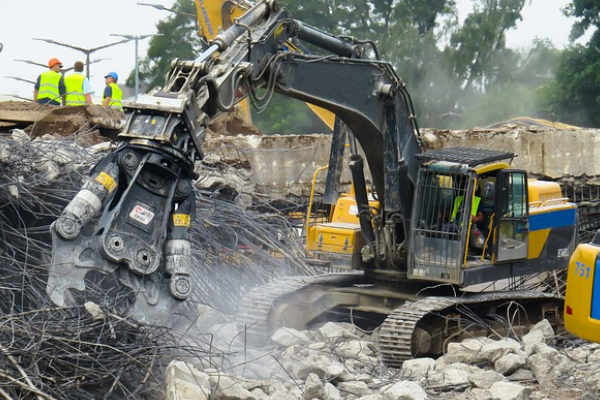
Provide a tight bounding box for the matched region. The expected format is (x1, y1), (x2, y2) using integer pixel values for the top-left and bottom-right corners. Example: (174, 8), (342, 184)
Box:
(593, 258), (600, 320)
(528, 208), (577, 231)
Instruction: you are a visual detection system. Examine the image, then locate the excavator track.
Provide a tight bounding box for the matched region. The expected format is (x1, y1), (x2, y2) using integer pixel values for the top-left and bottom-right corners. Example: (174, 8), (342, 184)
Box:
(237, 272), (364, 347)
(380, 297), (456, 367)
(380, 290), (563, 368)
(239, 276), (563, 366)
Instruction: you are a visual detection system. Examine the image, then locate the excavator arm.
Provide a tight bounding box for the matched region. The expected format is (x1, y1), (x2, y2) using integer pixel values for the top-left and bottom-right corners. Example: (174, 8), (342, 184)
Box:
(47, 0), (423, 321)
(195, 0), (251, 41)
(195, 0), (336, 130)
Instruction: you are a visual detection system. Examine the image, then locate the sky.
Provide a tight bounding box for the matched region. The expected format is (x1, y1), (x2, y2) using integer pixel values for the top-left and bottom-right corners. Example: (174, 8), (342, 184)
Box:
(0, 0), (579, 100)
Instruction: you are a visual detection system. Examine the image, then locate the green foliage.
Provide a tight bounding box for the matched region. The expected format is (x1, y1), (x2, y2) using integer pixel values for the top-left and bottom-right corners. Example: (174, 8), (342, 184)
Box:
(130, 0), (570, 131)
(126, 0), (202, 91)
(564, 0), (600, 41)
(538, 44), (600, 127)
(539, 0), (600, 128)
(252, 94), (330, 134)
(449, 0), (527, 91)
(454, 38), (560, 129)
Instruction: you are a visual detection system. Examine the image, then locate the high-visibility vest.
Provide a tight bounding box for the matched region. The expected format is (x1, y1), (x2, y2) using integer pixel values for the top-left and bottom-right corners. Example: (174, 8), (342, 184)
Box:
(451, 195), (481, 222)
(37, 70), (62, 103)
(103, 83), (123, 111)
(64, 73), (87, 106)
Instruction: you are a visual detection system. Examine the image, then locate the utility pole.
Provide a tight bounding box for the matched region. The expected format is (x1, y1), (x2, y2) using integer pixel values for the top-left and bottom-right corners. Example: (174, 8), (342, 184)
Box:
(33, 38), (130, 79)
(110, 34), (154, 100)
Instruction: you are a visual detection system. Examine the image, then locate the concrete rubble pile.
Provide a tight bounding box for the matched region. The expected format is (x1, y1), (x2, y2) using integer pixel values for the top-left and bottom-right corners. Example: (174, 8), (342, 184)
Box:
(167, 316), (600, 400)
(0, 100), (124, 142)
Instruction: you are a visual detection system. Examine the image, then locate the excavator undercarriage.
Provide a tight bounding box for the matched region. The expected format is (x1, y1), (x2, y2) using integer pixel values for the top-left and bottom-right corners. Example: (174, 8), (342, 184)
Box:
(237, 272), (564, 367)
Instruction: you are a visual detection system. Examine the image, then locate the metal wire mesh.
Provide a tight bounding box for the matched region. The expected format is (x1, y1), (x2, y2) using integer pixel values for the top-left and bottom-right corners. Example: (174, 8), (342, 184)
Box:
(0, 130), (319, 398)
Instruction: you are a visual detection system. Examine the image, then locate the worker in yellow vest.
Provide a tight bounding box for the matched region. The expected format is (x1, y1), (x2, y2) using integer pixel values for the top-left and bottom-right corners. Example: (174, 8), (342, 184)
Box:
(102, 71), (123, 111)
(450, 193), (483, 225)
(64, 61), (93, 106)
(33, 58), (66, 105)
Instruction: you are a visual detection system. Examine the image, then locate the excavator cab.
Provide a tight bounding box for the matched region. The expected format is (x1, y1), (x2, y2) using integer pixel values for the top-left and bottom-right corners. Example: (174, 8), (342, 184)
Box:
(408, 147), (576, 287)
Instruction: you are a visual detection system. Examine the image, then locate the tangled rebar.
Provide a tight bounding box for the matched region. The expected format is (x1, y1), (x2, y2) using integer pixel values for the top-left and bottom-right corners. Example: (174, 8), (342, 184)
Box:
(0, 129), (318, 398)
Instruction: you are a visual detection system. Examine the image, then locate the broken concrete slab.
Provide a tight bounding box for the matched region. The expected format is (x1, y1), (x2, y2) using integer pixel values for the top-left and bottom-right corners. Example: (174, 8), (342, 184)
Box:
(0, 101), (123, 144)
(421, 127), (600, 180)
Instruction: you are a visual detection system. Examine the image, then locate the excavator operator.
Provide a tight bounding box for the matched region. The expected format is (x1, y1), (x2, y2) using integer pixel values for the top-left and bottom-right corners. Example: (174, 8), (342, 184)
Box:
(442, 185), (487, 252)
(450, 188), (484, 226)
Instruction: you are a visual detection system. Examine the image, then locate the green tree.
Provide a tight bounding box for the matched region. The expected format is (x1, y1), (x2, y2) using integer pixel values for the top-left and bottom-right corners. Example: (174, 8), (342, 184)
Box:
(459, 38), (560, 128)
(127, 0), (202, 91)
(538, 0), (600, 127)
(272, 0), (459, 130)
(449, 0), (528, 91)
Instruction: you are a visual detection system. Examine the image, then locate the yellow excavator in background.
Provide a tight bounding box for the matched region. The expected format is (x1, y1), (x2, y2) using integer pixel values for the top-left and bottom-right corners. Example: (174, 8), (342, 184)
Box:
(194, 0), (336, 129)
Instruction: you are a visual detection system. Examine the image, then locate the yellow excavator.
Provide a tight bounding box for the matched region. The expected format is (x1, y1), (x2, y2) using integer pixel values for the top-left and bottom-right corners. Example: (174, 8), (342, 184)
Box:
(196, 2), (594, 351)
(194, 0), (335, 129)
(564, 237), (600, 343)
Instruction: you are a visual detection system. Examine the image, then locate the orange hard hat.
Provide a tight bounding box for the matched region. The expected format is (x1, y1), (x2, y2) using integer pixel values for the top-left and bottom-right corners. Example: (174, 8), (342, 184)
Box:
(48, 58), (62, 68)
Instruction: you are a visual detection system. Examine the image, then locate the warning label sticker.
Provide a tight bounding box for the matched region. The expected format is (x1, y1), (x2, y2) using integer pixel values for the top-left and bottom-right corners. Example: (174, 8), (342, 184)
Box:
(172, 214), (191, 227)
(129, 204), (155, 225)
(95, 172), (117, 193)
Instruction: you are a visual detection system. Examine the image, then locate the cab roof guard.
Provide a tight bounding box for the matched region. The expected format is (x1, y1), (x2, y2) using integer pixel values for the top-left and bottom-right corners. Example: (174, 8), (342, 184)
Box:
(416, 147), (515, 167)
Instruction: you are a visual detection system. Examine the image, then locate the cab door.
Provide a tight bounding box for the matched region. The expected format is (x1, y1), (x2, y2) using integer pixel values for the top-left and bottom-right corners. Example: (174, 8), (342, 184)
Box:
(494, 170), (529, 262)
